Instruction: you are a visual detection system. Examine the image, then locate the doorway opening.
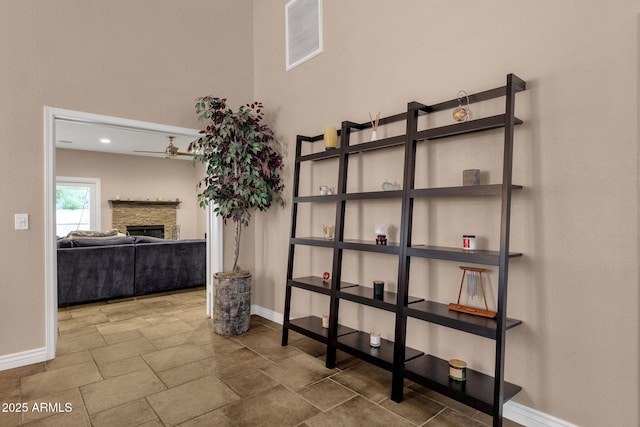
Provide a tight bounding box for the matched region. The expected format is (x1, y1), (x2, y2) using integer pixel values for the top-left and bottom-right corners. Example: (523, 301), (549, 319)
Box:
(44, 107), (223, 360)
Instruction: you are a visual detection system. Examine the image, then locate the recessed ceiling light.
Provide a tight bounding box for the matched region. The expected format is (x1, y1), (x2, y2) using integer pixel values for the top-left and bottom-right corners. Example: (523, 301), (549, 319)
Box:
(100, 138), (111, 144)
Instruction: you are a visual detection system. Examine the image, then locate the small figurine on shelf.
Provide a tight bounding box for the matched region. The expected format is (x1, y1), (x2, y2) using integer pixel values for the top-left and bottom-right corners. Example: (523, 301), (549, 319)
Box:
(322, 272), (330, 283)
(323, 224), (334, 240)
(375, 223), (388, 245)
(381, 180), (399, 191)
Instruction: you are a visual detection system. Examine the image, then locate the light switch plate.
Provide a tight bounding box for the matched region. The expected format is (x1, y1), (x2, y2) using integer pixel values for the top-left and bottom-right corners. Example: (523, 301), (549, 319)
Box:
(15, 213), (29, 230)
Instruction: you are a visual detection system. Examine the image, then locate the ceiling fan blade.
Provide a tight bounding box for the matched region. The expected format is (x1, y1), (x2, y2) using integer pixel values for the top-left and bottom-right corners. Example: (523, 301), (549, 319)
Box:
(133, 150), (165, 154)
(133, 136), (192, 158)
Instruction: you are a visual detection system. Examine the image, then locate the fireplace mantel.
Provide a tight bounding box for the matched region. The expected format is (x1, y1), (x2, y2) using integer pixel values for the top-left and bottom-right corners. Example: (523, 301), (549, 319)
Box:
(108, 200), (181, 208)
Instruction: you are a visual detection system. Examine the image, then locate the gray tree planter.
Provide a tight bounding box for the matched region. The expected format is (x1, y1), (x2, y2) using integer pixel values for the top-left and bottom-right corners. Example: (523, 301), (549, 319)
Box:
(213, 271), (252, 335)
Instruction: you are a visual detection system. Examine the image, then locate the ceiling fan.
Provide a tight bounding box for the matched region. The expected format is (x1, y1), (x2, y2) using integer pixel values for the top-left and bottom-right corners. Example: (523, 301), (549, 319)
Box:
(133, 136), (192, 158)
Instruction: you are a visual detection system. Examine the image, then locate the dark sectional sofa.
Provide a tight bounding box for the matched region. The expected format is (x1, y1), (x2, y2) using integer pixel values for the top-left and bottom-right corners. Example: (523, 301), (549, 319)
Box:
(57, 236), (206, 306)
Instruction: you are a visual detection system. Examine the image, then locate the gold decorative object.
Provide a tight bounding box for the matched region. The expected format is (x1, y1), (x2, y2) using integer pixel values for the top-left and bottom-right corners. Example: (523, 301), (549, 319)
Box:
(452, 90), (470, 122)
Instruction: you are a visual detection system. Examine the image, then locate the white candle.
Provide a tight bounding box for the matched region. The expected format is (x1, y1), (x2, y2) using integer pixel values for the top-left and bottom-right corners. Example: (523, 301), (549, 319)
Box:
(322, 314), (329, 329)
(370, 331), (381, 347)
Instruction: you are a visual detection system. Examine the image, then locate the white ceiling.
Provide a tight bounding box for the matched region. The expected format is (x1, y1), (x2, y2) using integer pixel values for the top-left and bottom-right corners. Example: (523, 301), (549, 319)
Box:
(55, 119), (198, 160)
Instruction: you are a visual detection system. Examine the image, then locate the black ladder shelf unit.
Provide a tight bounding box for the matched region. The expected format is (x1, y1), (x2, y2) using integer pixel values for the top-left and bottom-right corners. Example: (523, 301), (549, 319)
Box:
(282, 74), (526, 426)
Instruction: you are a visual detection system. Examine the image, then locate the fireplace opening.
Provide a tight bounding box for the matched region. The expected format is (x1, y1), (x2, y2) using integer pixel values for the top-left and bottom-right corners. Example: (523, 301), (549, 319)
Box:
(126, 225), (164, 239)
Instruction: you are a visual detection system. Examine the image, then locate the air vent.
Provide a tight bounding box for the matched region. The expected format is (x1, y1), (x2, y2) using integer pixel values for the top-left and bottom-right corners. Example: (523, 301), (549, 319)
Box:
(285, 0), (323, 71)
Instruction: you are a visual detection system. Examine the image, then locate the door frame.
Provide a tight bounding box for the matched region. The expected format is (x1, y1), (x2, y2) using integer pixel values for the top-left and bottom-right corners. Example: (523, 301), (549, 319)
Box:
(44, 106), (222, 360)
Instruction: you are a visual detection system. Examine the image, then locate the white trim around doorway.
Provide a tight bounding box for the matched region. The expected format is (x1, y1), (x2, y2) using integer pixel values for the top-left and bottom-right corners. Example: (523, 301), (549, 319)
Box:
(43, 106), (221, 363)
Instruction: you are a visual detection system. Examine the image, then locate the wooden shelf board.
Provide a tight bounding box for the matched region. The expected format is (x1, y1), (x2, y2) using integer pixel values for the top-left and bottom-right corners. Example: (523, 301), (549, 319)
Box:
(287, 316), (357, 343)
(404, 354), (521, 415)
(289, 276), (358, 295)
(338, 286), (424, 312)
(293, 195), (339, 203)
(415, 115), (522, 142)
(344, 190), (403, 200)
(407, 245), (522, 266)
(341, 239), (401, 255)
(298, 150), (340, 163)
(291, 237), (335, 248)
(345, 135), (406, 153)
(410, 184), (522, 198)
(405, 300), (522, 339)
(337, 331), (423, 371)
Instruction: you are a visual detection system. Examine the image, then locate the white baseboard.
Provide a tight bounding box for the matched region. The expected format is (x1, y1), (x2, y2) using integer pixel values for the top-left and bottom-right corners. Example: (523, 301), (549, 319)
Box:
(504, 400), (577, 427)
(251, 305), (576, 427)
(0, 347), (48, 372)
(251, 304), (283, 324)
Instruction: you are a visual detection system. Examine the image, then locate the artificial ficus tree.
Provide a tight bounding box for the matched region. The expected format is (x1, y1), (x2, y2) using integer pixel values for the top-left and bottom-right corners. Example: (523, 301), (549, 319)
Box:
(189, 97), (285, 273)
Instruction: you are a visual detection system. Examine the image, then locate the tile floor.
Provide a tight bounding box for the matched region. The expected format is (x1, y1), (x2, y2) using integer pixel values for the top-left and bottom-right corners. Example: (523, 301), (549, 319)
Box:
(0, 289), (523, 426)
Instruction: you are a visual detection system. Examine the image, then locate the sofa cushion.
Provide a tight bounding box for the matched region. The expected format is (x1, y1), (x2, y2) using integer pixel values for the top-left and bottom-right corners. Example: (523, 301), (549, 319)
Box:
(133, 236), (166, 244)
(72, 237), (136, 247)
(66, 229), (121, 240)
(134, 239), (206, 295)
(57, 244), (136, 306)
(57, 238), (73, 248)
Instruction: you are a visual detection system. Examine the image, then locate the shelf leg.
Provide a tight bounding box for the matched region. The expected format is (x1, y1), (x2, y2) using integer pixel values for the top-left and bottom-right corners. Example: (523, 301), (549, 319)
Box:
(281, 283), (293, 346)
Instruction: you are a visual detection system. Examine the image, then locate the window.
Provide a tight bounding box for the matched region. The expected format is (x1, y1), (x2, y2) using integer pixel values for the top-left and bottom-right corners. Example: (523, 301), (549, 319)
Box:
(56, 177), (101, 237)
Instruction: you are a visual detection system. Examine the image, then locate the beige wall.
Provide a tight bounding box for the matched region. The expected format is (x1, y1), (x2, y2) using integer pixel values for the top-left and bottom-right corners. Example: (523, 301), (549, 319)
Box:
(56, 149), (206, 239)
(0, 0), (253, 359)
(252, 1), (639, 426)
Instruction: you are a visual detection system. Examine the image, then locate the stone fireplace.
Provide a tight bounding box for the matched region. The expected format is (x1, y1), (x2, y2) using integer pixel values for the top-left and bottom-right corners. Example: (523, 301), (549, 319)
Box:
(126, 224), (165, 239)
(109, 200), (180, 239)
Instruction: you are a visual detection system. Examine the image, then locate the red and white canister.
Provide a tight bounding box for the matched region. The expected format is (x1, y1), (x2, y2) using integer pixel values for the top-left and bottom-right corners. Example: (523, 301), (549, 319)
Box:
(462, 235), (476, 250)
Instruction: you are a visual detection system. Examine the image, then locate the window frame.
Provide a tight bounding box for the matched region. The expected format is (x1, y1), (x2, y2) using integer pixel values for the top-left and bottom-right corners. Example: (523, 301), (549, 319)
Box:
(55, 176), (101, 237)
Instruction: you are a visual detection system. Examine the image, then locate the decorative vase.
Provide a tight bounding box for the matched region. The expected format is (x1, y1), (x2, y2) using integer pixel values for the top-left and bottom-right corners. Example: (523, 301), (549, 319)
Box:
(324, 127), (338, 150)
(371, 130), (378, 141)
(213, 271), (252, 335)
